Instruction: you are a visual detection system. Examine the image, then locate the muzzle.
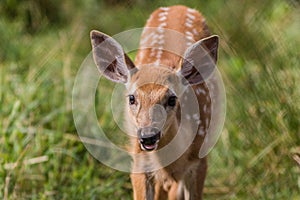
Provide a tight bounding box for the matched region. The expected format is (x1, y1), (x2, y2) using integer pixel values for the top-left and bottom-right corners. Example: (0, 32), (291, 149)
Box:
(137, 127), (161, 151)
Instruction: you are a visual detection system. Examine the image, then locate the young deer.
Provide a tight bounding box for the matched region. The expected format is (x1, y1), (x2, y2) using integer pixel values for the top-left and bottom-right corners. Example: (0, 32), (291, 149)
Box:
(90, 5), (219, 200)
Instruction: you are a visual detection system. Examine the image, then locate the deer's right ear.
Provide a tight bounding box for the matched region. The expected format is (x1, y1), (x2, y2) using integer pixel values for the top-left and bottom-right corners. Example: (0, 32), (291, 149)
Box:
(90, 30), (136, 83)
(178, 35), (219, 85)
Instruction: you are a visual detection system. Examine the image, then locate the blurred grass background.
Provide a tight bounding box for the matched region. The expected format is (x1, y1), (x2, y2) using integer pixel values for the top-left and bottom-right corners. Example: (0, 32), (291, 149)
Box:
(0, 0), (299, 199)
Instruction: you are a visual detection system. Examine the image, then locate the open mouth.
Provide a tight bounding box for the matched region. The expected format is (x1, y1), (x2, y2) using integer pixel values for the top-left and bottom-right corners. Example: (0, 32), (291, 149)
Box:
(137, 127), (161, 152)
(140, 142), (159, 151)
(139, 132), (161, 152)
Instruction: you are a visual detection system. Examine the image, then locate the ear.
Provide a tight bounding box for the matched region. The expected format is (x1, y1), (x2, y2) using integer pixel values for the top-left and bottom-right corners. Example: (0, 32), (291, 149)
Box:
(178, 35), (219, 85)
(90, 30), (136, 83)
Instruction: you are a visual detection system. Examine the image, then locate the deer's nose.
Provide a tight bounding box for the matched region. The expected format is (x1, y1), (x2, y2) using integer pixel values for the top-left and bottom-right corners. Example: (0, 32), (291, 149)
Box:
(137, 127), (161, 151)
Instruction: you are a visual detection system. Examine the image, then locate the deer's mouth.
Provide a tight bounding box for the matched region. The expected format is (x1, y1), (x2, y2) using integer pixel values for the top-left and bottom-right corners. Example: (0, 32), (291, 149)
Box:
(137, 127), (161, 151)
(140, 142), (159, 151)
(140, 143), (158, 151)
(139, 132), (161, 151)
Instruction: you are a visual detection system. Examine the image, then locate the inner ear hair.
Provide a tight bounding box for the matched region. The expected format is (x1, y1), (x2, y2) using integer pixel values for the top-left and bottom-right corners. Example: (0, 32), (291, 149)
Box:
(90, 30), (136, 83)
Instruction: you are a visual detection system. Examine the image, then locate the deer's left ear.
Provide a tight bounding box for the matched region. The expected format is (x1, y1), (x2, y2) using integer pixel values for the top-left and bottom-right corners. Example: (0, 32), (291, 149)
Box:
(90, 30), (136, 83)
(178, 35), (219, 85)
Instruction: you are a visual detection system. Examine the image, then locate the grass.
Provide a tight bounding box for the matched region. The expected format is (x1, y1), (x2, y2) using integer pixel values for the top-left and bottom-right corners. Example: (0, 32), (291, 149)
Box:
(0, 0), (299, 199)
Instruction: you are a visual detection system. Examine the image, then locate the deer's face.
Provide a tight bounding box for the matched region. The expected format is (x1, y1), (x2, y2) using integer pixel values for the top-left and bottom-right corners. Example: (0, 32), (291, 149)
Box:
(90, 30), (218, 152)
(126, 66), (180, 151)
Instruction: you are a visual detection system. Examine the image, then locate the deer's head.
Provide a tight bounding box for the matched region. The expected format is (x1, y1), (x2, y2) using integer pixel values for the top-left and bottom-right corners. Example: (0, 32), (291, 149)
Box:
(90, 30), (218, 152)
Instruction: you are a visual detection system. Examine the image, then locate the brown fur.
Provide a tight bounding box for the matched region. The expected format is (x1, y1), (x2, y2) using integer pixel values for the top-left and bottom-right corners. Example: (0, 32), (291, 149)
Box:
(135, 5), (210, 68)
(129, 5), (211, 200)
(90, 4), (217, 200)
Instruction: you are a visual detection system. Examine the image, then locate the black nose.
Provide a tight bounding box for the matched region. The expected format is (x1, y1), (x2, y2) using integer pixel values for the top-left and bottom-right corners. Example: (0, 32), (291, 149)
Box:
(138, 127), (161, 151)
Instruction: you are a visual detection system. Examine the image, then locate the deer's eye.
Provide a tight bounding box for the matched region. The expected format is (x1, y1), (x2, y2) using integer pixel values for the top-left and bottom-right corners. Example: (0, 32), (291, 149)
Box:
(129, 95), (135, 105)
(167, 96), (177, 107)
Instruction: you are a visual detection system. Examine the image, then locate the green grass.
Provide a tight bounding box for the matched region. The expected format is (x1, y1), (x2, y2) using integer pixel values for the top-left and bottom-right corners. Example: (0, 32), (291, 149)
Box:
(1, 0), (299, 199)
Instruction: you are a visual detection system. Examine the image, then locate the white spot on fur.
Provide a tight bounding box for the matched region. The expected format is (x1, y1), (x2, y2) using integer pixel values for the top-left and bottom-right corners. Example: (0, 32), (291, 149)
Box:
(187, 13), (195, 20)
(185, 31), (193, 36)
(198, 126), (205, 136)
(186, 35), (194, 41)
(185, 114), (191, 120)
(196, 88), (206, 95)
(157, 27), (164, 34)
(192, 113), (199, 120)
(186, 42), (193, 46)
(158, 34), (164, 39)
(158, 12), (168, 17)
(160, 7), (170, 11)
(156, 53), (162, 59)
(186, 18), (193, 24)
(154, 59), (160, 66)
(157, 40), (164, 45)
(150, 39), (158, 46)
(187, 8), (197, 13)
(158, 22), (167, 27)
(140, 31), (156, 46)
(185, 22), (193, 28)
(192, 28), (198, 35)
(159, 16), (167, 21)
(203, 104), (207, 113)
(205, 118), (209, 127)
(206, 95), (210, 101)
(205, 137), (209, 143)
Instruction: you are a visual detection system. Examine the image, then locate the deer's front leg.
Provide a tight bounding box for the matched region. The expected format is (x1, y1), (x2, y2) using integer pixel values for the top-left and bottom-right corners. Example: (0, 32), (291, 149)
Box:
(183, 157), (207, 200)
(131, 173), (147, 200)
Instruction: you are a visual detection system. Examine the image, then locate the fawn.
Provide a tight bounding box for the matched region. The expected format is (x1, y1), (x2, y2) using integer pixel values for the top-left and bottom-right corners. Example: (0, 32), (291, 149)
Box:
(90, 5), (219, 200)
